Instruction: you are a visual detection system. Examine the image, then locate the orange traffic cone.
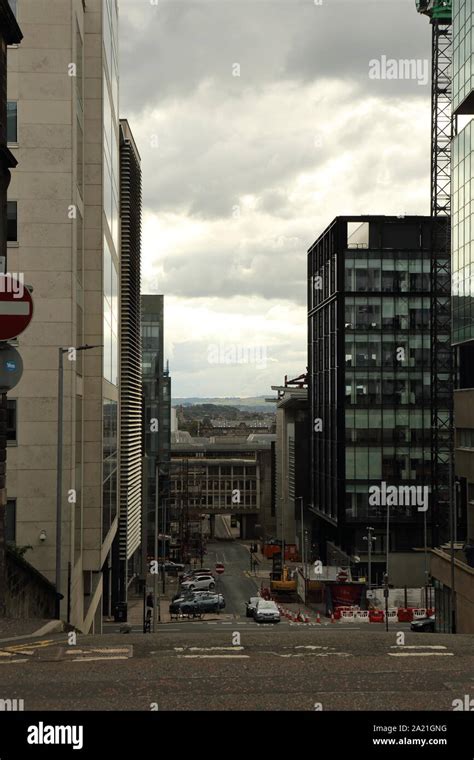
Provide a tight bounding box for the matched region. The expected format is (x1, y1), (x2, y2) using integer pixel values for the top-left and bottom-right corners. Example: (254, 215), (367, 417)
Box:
(316, 612), (321, 624)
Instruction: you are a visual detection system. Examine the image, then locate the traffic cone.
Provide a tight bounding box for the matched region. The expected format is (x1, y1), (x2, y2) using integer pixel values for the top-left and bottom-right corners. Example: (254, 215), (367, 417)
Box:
(331, 613), (335, 623)
(316, 612), (321, 624)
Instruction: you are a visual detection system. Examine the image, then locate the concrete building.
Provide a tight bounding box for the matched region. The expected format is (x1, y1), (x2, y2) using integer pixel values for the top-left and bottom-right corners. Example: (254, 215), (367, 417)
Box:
(6, 0), (122, 632)
(430, 0), (474, 633)
(268, 375), (309, 557)
(308, 216), (451, 588)
(141, 295), (171, 564)
(169, 434), (276, 548)
(0, 0), (22, 616)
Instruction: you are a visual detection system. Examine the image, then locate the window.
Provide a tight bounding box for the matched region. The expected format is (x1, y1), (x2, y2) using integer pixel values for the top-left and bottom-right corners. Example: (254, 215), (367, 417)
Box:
(7, 102), (17, 143)
(5, 500), (15, 543)
(7, 399), (16, 443)
(7, 201), (17, 242)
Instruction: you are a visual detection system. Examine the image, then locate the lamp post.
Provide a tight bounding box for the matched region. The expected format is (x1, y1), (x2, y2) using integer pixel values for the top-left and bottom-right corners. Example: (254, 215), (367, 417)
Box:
(56, 344), (101, 617)
(363, 526), (375, 590)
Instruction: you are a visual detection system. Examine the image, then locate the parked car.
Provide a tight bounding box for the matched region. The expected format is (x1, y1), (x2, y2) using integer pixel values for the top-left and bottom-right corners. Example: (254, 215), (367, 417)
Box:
(179, 568), (213, 582)
(170, 596), (220, 616)
(253, 599), (280, 623)
(171, 591), (225, 608)
(181, 575), (216, 591)
(157, 561), (185, 574)
(410, 615), (435, 633)
(245, 596), (261, 617)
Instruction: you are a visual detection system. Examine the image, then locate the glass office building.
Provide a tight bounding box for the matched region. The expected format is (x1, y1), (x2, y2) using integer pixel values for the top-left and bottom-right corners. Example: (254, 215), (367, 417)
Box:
(308, 216), (450, 583)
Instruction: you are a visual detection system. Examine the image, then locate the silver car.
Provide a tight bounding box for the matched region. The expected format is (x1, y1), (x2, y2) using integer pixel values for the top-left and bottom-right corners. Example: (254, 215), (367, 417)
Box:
(253, 599), (280, 623)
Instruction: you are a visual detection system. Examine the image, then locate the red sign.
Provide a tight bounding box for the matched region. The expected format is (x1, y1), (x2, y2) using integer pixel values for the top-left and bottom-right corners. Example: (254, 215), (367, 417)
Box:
(0, 276), (33, 341)
(215, 563), (225, 575)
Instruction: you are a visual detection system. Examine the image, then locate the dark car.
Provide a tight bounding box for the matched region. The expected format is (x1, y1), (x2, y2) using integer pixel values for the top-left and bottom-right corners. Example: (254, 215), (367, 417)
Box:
(410, 615), (435, 633)
(170, 596), (220, 616)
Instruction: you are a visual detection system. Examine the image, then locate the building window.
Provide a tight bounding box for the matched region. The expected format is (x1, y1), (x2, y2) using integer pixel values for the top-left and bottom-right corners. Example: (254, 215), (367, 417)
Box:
(7, 201), (17, 242)
(5, 499), (15, 543)
(7, 102), (17, 143)
(7, 399), (16, 443)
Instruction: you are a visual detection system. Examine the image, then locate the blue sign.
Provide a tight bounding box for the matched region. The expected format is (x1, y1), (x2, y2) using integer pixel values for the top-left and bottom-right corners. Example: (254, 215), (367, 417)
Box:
(5, 361), (16, 372)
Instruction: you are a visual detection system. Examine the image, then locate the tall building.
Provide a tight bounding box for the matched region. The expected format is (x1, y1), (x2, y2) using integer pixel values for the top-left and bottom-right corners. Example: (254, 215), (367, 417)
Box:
(308, 216), (452, 587)
(268, 376), (309, 556)
(0, 0), (22, 616)
(430, 0), (474, 633)
(141, 295), (171, 565)
(111, 119), (142, 609)
(6, 0), (121, 632)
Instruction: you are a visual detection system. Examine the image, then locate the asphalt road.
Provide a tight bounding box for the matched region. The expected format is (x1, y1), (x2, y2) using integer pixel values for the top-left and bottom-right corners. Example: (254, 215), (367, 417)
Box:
(0, 627), (473, 711)
(205, 540), (260, 616)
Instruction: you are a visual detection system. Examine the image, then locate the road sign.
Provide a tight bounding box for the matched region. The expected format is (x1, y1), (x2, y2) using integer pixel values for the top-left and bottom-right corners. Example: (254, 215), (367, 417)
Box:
(0, 276), (33, 341)
(0, 345), (23, 391)
(215, 563), (225, 575)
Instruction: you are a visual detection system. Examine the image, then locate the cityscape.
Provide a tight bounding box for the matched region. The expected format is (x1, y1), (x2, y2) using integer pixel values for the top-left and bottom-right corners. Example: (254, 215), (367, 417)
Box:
(0, 0), (473, 753)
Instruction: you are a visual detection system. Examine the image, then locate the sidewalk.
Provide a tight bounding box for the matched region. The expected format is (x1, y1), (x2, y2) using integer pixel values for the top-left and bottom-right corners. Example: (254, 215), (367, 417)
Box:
(0, 617), (64, 643)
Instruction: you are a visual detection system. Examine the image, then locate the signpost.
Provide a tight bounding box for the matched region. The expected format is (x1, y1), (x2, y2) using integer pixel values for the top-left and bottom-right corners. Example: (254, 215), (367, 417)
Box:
(215, 563), (224, 614)
(0, 276), (33, 341)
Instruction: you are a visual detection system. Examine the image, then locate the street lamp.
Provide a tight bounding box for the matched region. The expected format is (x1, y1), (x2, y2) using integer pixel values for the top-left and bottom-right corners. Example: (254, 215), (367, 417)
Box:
(363, 526), (375, 590)
(56, 344), (101, 618)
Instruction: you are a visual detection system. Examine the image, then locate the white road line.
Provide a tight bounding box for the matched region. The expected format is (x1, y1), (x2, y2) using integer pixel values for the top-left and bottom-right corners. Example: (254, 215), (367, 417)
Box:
(0, 658), (29, 664)
(388, 652), (454, 657)
(177, 654), (250, 659)
(390, 645), (447, 650)
(174, 646), (244, 652)
(71, 656), (129, 662)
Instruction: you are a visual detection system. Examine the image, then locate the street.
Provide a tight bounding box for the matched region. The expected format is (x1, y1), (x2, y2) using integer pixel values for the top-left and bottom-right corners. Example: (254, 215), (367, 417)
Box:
(0, 628), (472, 711)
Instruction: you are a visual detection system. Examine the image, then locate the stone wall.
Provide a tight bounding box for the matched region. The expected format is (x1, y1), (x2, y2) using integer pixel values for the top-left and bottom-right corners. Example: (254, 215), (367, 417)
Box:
(5, 547), (58, 619)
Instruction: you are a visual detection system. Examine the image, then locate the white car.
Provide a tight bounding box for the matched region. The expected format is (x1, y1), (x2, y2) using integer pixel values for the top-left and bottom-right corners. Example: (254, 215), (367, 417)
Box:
(181, 575), (216, 591)
(253, 599), (280, 623)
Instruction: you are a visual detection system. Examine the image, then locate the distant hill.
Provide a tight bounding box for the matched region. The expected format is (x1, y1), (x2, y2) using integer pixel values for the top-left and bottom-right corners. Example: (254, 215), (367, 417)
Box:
(173, 396), (274, 413)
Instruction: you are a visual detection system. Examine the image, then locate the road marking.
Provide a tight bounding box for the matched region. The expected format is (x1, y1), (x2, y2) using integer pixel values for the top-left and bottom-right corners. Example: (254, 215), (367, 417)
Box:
(390, 645), (447, 650)
(177, 654), (250, 659)
(388, 652), (454, 657)
(0, 658), (29, 665)
(70, 656), (129, 662)
(263, 651), (351, 658)
(174, 646), (244, 652)
(4, 639), (63, 654)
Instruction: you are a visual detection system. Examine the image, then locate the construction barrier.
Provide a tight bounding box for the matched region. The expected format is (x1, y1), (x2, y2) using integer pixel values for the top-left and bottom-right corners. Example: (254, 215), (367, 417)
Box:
(388, 608), (398, 621)
(413, 608), (427, 619)
(341, 610), (355, 622)
(356, 610), (370, 622)
(397, 607), (414, 622)
(369, 609), (385, 623)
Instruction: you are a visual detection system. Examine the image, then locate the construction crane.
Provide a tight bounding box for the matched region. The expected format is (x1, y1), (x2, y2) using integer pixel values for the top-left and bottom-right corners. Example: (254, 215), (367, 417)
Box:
(416, 0), (455, 546)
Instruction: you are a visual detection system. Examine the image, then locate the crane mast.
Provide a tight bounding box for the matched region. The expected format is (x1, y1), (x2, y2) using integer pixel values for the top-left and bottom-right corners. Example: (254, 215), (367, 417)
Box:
(416, 0), (455, 545)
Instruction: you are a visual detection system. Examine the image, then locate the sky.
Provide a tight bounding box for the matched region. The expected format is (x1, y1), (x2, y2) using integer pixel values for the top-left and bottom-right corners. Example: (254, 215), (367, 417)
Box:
(118, 0), (432, 398)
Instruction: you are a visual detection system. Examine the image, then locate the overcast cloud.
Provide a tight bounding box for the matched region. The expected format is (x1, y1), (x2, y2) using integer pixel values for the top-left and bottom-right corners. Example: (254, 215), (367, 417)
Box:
(119, 0), (432, 397)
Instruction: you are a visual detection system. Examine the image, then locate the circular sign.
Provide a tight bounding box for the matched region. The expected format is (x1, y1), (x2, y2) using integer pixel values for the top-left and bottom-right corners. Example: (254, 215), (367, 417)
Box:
(0, 345), (23, 391)
(0, 276), (33, 341)
(215, 563), (225, 575)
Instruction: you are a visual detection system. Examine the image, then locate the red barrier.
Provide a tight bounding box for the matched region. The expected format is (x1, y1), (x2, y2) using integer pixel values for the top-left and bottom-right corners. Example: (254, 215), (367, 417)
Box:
(369, 609), (385, 623)
(397, 608), (414, 622)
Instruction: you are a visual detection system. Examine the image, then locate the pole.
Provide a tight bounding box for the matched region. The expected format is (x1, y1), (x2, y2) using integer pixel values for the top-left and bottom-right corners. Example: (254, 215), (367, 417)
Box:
(55, 347), (64, 615)
(385, 502), (389, 579)
(153, 459), (160, 631)
(384, 572), (389, 632)
(0, 392), (8, 617)
(423, 506), (429, 610)
(366, 526), (373, 590)
(450, 458), (456, 633)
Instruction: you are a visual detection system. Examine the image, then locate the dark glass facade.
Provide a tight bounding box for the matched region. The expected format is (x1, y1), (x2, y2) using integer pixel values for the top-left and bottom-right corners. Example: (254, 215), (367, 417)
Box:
(141, 295), (171, 557)
(308, 216), (451, 564)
